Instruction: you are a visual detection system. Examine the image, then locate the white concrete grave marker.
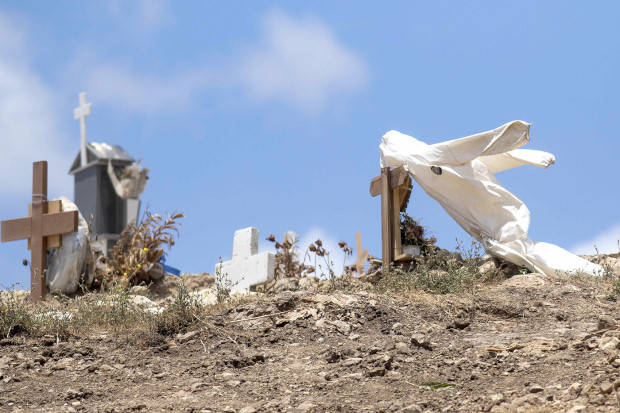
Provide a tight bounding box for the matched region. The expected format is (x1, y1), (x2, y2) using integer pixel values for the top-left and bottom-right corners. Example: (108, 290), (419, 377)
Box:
(216, 227), (275, 292)
(74, 92), (92, 167)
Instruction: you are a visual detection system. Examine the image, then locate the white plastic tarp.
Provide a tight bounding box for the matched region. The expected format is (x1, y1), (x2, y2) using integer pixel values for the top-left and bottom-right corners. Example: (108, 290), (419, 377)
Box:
(379, 120), (603, 277)
(46, 197), (95, 293)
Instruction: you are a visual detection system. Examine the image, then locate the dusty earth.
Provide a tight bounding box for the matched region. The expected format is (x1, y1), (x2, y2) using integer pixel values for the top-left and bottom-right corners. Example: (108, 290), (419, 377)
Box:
(2, 259), (620, 413)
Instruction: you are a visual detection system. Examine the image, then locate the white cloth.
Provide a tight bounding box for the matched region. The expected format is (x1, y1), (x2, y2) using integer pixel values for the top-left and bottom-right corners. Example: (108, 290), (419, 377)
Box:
(380, 120), (603, 277)
(46, 197), (95, 293)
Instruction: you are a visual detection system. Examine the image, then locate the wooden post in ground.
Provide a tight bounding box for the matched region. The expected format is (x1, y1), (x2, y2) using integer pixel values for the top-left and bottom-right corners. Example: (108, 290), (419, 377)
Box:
(1, 161), (78, 302)
(380, 167), (393, 272)
(370, 166), (413, 272)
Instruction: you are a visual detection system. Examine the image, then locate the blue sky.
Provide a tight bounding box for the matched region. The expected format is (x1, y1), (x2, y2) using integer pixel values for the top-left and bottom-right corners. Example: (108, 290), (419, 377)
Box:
(1, 1), (618, 287)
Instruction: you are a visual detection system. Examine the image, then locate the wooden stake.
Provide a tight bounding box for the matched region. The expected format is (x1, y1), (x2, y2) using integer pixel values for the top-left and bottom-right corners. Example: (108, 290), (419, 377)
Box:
(369, 166), (413, 272)
(380, 167), (393, 272)
(30, 162), (47, 301)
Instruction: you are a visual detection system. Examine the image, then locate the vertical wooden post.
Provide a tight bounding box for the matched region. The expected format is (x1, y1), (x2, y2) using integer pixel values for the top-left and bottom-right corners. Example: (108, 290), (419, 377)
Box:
(371, 165), (413, 271)
(392, 188), (402, 259)
(30, 161), (48, 302)
(380, 167), (393, 272)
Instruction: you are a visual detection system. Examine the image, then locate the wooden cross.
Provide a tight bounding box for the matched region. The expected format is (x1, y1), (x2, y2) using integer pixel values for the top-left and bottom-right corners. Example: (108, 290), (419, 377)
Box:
(1, 161), (78, 302)
(369, 166), (413, 272)
(73, 92), (92, 167)
(353, 231), (369, 274)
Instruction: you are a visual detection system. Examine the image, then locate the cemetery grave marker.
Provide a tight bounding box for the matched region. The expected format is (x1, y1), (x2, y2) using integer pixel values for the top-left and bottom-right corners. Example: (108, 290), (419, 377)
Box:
(353, 231), (369, 274)
(68, 92), (138, 257)
(369, 166), (413, 272)
(1, 161), (78, 301)
(74, 91), (92, 167)
(216, 227), (275, 292)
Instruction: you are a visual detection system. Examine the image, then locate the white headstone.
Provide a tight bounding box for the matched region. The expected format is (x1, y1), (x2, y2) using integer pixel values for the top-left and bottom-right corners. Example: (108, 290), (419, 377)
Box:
(216, 227), (275, 292)
(73, 92), (92, 167)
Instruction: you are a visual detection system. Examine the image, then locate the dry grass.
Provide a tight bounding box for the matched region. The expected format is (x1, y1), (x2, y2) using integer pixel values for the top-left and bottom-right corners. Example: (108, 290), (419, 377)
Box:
(374, 240), (503, 296)
(101, 210), (184, 289)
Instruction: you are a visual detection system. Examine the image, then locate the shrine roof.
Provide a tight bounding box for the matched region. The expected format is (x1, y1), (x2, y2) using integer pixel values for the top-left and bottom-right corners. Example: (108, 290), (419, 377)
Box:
(69, 142), (135, 174)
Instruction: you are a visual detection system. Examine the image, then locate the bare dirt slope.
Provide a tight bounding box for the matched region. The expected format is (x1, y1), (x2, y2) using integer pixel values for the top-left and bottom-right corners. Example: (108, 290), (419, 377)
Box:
(2, 270), (620, 413)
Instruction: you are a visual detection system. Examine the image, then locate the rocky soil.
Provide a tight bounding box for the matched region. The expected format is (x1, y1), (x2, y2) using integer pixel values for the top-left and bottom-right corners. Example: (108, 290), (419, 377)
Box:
(2, 258), (620, 412)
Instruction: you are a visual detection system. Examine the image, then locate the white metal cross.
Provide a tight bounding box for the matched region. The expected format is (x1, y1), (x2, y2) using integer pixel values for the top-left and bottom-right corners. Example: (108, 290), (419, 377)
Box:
(73, 92), (92, 167)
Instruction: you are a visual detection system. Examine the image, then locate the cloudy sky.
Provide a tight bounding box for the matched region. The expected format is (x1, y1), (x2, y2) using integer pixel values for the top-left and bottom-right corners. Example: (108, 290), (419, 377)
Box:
(1, 1), (618, 287)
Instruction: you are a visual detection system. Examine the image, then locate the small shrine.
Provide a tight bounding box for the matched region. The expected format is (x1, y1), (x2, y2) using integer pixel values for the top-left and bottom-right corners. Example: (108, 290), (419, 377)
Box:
(68, 92), (148, 256)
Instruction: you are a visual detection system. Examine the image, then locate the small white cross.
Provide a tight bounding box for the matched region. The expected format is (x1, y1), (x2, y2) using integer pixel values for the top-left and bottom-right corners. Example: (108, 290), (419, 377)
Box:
(73, 92), (92, 167)
(216, 227), (275, 292)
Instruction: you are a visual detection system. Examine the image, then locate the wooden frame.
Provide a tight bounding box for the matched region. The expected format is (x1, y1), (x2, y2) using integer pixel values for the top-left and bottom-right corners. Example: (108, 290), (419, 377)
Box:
(369, 166), (413, 272)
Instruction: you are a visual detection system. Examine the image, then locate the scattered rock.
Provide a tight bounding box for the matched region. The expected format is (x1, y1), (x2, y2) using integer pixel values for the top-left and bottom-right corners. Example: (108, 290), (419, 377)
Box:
(501, 273), (546, 289)
(366, 367), (386, 377)
(598, 336), (619, 351)
(599, 382), (613, 395)
(447, 318), (470, 330)
(398, 404), (422, 413)
(331, 320), (352, 335)
(568, 382), (583, 396)
(296, 401), (317, 411)
(190, 382), (207, 392)
(598, 316), (616, 330)
(342, 357), (363, 367)
(411, 334), (432, 350)
(129, 285), (148, 296)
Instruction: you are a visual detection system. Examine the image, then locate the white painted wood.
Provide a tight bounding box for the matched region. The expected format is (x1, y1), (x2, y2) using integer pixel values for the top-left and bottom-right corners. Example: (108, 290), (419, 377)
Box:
(217, 227), (275, 292)
(73, 92), (92, 167)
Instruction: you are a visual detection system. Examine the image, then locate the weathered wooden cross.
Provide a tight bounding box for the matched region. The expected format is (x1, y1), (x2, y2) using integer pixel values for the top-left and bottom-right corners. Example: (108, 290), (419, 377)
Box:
(369, 166), (413, 272)
(1, 161), (78, 302)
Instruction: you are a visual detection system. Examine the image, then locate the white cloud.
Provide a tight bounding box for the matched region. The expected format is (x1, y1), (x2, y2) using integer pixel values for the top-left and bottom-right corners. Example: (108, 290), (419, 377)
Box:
(0, 11), (72, 199)
(106, 0), (171, 31)
(85, 63), (209, 115)
(78, 10), (368, 116)
(570, 223), (620, 255)
(235, 11), (369, 113)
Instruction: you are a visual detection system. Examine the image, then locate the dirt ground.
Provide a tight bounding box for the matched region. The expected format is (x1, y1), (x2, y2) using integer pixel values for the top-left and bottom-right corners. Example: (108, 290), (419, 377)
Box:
(2, 260), (620, 412)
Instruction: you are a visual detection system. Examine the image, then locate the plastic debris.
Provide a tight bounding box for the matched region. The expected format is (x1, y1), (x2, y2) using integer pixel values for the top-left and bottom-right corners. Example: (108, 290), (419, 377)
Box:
(379, 120), (604, 277)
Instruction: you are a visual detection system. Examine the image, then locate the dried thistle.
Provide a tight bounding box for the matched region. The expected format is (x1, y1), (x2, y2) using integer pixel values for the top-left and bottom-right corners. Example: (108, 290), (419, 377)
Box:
(270, 233), (314, 279)
(105, 210), (184, 288)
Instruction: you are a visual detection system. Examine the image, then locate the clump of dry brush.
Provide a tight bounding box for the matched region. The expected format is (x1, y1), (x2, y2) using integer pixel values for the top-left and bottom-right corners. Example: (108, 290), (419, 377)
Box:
(267, 234), (356, 279)
(98, 211), (184, 289)
(266, 234), (316, 278)
(400, 212), (436, 251)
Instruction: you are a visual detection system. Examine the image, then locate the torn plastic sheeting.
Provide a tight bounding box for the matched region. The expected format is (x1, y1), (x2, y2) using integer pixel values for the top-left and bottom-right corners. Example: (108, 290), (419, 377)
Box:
(379, 120), (603, 277)
(46, 197), (95, 294)
(107, 160), (149, 199)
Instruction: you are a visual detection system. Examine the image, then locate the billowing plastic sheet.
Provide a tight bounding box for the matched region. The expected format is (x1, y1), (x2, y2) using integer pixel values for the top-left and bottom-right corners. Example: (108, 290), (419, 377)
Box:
(46, 197), (95, 293)
(380, 120), (603, 277)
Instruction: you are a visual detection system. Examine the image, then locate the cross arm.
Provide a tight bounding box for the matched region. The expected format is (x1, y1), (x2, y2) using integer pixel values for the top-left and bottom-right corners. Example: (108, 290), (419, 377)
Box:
(42, 210), (78, 237)
(369, 166), (410, 197)
(1, 217), (32, 242)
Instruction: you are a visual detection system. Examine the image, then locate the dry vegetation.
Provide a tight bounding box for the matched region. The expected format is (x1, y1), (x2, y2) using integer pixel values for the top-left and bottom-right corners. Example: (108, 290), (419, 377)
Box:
(1, 214), (619, 412)
(95, 211), (184, 289)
